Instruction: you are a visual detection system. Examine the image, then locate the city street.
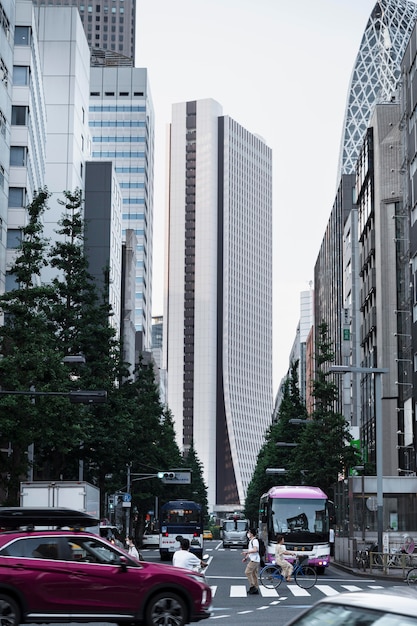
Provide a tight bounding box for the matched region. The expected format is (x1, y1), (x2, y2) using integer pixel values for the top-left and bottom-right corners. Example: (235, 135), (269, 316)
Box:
(139, 540), (408, 625)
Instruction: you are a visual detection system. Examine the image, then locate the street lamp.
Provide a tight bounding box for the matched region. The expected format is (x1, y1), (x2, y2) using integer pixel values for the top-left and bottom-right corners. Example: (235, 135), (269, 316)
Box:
(288, 419), (308, 425)
(329, 364), (388, 552)
(276, 442), (298, 447)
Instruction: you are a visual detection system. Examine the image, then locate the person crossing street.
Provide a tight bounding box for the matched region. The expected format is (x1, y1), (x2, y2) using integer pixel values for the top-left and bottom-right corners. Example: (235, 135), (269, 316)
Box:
(241, 528), (260, 594)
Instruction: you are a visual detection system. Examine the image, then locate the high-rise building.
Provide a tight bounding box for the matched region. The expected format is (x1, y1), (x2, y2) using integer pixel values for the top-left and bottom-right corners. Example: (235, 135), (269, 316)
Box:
(338, 0), (417, 178)
(6, 0), (47, 294)
(164, 99), (273, 513)
(32, 0), (136, 60)
(89, 67), (154, 349)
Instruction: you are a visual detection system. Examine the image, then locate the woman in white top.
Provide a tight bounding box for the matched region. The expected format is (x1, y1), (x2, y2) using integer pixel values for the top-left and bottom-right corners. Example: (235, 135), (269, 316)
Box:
(126, 535), (140, 559)
(275, 535), (296, 582)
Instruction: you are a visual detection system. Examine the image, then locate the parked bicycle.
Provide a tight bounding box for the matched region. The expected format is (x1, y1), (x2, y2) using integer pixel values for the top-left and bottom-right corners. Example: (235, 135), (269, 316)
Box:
(406, 566), (417, 586)
(260, 555), (317, 590)
(355, 548), (370, 571)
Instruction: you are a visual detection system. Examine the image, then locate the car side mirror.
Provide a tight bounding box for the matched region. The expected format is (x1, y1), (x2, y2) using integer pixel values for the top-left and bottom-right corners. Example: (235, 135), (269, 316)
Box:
(119, 555), (128, 572)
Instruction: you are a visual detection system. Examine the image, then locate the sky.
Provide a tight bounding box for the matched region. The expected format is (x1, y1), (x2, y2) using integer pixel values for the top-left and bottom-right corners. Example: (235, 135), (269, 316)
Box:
(135, 0), (381, 391)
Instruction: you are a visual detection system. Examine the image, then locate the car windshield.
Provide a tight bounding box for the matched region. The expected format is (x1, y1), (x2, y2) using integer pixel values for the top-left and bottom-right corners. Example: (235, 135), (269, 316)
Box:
(292, 603), (417, 625)
(224, 521), (247, 531)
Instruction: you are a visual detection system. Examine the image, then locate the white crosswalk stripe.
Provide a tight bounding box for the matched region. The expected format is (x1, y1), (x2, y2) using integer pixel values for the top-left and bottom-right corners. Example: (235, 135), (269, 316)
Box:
(230, 585), (248, 597)
(214, 583), (387, 598)
(286, 584), (310, 596)
(316, 584), (340, 596)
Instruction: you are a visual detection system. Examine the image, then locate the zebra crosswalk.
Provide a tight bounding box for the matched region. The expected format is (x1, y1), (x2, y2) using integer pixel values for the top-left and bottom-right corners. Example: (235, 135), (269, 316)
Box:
(210, 583), (385, 598)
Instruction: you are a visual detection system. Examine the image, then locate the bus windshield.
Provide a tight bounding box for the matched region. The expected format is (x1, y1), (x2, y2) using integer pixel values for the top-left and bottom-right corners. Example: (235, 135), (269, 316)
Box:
(162, 506), (200, 524)
(271, 497), (328, 535)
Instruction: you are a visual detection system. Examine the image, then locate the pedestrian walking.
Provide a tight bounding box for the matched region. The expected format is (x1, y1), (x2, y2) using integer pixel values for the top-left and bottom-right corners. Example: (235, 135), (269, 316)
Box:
(241, 528), (260, 594)
(126, 535), (140, 559)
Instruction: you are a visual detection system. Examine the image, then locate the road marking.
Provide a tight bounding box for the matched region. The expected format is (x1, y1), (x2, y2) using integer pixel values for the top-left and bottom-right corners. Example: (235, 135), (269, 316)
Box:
(368, 585), (384, 589)
(210, 586), (217, 596)
(259, 586), (279, 596)
(342, 585), (362, 591)
(287, 584), (310, 596)
(316, 585), (340, 596)
(230, 585), (248, 597)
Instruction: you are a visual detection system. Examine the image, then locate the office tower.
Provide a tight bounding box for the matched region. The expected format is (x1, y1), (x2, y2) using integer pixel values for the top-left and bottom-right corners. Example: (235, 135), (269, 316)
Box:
(84, 161), (123, 338)
(32, 0), (136, 60)
(6, 0), (47, 294)
(89, 67), (154, 350)
(338, 0), (417, 178)
(1, 0), (14, 295)
(35, 5), (90, 259)
(165, 99), (273, 513)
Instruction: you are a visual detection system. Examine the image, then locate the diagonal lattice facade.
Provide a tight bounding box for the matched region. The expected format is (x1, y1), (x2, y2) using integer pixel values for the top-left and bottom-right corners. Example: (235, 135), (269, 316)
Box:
(338, 0), (417, 177)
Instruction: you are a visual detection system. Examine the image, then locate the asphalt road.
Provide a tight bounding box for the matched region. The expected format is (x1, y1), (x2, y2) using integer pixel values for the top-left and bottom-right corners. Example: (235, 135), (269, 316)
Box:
(140, 539), (409, 625)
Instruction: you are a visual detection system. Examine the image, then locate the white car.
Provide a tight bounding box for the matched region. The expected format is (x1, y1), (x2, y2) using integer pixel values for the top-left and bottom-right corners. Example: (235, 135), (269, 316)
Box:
(284, 588), (417, 625)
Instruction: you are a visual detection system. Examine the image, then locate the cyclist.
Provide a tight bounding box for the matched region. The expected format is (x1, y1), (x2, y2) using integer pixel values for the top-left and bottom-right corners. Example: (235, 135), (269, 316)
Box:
(275, 535), (297, 582)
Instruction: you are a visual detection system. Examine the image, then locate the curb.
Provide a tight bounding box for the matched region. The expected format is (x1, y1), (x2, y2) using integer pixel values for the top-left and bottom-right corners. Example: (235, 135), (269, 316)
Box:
(332, 560), (407, 583)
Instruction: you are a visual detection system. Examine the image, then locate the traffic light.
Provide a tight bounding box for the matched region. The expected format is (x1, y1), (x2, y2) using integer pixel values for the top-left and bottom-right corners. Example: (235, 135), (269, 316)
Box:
(69, 390), (107, 404)
(108, 496), (115, 510)
(158, 471), (176, 479)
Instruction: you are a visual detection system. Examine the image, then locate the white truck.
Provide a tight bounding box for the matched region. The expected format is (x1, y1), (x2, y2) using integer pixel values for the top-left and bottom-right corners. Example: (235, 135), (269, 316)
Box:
(19, 480), (100, 532)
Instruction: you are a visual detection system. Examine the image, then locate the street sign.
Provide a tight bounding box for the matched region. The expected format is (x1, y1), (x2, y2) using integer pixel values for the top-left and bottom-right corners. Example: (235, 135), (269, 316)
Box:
(123, 493), (132, 502)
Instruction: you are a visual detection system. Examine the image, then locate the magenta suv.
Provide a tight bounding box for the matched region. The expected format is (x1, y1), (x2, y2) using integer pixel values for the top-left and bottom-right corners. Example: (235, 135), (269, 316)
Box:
(0, 507), (212, 626)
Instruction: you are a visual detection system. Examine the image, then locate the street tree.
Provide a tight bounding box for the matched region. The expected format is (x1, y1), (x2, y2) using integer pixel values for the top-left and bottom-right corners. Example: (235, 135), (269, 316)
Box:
(289, 321), (360, 498)
(244, 362), (307, 524)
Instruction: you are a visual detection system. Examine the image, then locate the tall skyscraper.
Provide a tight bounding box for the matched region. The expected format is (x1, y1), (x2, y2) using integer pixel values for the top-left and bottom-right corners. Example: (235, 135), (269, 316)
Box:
(164, 99), (273, 513)
(338, 0), (417, 178)
(89, 67), (154, 349)
(32, 0), (136, 60)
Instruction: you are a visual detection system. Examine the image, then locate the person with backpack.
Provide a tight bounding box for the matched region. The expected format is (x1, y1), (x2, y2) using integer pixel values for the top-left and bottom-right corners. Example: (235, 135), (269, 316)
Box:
(241, 528), (260, 594)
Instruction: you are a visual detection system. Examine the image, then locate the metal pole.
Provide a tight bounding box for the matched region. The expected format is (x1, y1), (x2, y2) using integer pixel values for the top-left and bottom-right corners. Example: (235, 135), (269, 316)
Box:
(375, 373), (383, 553)
(126, 465), (131, 537)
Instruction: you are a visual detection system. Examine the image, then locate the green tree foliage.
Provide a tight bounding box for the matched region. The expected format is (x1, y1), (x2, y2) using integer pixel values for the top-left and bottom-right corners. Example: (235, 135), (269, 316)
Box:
(180, 441), (209, 522)
(0, 189), (72, 501)
(244, 362), (307, 524)
(0, 188), (193, 516)
(289, 322), (360, 499)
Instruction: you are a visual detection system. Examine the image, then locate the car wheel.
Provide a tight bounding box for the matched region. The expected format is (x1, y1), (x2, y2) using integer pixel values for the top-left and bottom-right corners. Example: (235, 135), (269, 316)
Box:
(0, 594), (20, 626)
(145, 591), (187, 626)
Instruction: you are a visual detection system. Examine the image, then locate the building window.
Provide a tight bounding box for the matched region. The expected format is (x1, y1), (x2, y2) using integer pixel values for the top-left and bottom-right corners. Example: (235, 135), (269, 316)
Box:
(10, 146), (26, 166)
(5, 271), (18, 291)
(14, 25), (31, 45)
(7, 229), (22, 248)
(13, 66), (29, 86)
(8, 187), (25, 207)
(0, 164), (4, 188)
(0, 57), (8, 87)
(0, 109), (5, 137)
(11, 106), (28, 125)
(0, 1), (10, 42)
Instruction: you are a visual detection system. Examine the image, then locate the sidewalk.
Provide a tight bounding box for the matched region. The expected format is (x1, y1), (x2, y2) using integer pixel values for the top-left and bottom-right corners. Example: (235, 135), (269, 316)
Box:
(332, 559), (408, 582)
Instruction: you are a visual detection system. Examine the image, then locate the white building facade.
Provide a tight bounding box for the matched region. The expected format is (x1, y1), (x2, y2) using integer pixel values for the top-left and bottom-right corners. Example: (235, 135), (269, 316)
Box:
(165, 98), (273, 513)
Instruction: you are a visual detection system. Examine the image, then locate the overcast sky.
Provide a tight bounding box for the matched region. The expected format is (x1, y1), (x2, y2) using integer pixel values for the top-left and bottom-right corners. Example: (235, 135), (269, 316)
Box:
(135, 0), (383, 390)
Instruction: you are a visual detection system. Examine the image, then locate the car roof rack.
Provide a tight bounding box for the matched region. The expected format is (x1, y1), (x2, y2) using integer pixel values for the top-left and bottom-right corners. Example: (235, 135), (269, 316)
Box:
(0, 507), (100, 529)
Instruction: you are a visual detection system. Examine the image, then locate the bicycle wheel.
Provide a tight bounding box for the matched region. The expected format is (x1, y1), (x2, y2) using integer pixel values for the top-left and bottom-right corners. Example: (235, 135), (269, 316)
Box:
(294, 565), (317, 589)
(406, 568), (417, 586)
(260, 564), (283, 589)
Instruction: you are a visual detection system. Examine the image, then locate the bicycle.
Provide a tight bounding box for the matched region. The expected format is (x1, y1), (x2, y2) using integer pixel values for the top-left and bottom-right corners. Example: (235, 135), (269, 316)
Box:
(355, 548), (370, 571)
(260, 555), (317, 589)
(406, 566), (417, 586)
